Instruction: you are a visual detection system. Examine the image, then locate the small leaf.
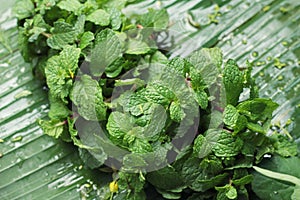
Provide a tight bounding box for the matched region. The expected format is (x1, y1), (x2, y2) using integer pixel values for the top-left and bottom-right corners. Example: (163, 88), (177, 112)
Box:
(57, 0), (83, 15)
(37, 119), (65, 139)
(47, 21), (78, 50)
(13, 0), (34, 20)
(70, 74), (107, 121)
(86, 9), (110, 26)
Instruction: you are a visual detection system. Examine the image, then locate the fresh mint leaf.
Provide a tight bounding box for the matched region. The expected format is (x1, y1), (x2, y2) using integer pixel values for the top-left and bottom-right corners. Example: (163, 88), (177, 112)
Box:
(166, 57), (190, 77)
(193, 89), (208, 109)
(90, 29), (122, 76)
(48, 92), (71, 120)
(237, 98), (279, 121)
(147, 166), (185, 191)
(191, 173), (229, 192)
(70, 74), (107, 121)
(223, 59), (243, 106)
(27, 14), (51, 42)
(169, 101), (185, 122)
(45, 45), (81, 101)
(79, 31), (94, 50)
(138, 8), (169, 30)
(232, 174), (253, 186)
(125, 38), (151, 55)
(188, 48), (222, 89)
(37, 119), (65, 139)
(14, 0), (35, 20)
(212, 130), (243, 157)
(47, 21), (78, 50)
(86, 9), (110, 26)
(57, 0), (83, 15)
(215, 185), (237, 200)
(108, 8), (122, 30)
(272, 134), (298, 157)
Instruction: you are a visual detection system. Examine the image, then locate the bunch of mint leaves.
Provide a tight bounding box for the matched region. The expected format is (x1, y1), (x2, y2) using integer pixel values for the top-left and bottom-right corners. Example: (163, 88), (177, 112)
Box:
(14, 0), (299, 199)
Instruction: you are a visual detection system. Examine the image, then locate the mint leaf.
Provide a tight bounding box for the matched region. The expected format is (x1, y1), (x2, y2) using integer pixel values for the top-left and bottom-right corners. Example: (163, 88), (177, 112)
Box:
(223, 59), (243, 106)
(147, 166), (185, 191)
(86, 9), (110, 26)
(57, 0), (83, 15)
(45, 45), (81, 101)
(37, 119), (65, 139)
(79, 31), (94, 50)
(27, 14), (50, 42)
(125, 38), (151, 55)
(237, 98), (279, 121)
(90, 29), (122, 76)
(13, 0), (35, 20)
(212, 130), (243, 157)
(138, 8), (169, 30)
(167, 57), (190, 77)
(108, 8), (122, 30)
(48, 93), (71, 120)
(170, 101), (185, 122)
(188, 48), (222, 89)
(70, 74), (107, 121)
(106, 111), (139, 146)
(193, 129), (220, 159)
(47, 21), (78, 50)
(272, 134), (298, 157)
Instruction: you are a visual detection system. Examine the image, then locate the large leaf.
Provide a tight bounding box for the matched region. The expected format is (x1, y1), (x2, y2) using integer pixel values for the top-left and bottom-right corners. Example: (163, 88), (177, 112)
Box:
(1, 0), (300, 199)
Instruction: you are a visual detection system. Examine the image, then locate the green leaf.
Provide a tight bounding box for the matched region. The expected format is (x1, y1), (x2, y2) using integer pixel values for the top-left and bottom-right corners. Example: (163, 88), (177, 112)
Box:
(191, 173), (229, 192)
(86, 9), (110, 26)
(193, 89), (208, 109)
(223, 104), (248, 134)
(125, 38), (151, 55)
(237, 98), (279, 122)
(47, 21), (78, 50)
(253, 166), (300, 186)
(147, 166), (185, 191)
(27, 14), (51, 42)
(252, 156), (300, 199)
(166, 57), (190, 77)
(45, 45), (81, 101)
(223, 59), (243, 106)
(79, 31), (94, 49)
(272, 134), (298, 157)
(232, 174), (253, 186)
(188, 47), (222, 89)
(292, 185), (300, 200)
(70, 74), (107, 121)
(37, 119), (65, 139)
(90, 29), (122, 76)
(13, 0), (35, 20)
(138, 8), (169, 30)
(108, 8), (122, 30)
(48, 92), (71, 120)
(57, 0), (83, 15)
(212, 130), (243, 157)
(106, 111), (137, 145)
(223, 105), (239, 128)
(169, 101), (185, 122)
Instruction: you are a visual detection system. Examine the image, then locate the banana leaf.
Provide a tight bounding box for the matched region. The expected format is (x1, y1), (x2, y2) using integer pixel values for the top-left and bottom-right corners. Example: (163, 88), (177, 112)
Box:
(0, 0), (299, 199)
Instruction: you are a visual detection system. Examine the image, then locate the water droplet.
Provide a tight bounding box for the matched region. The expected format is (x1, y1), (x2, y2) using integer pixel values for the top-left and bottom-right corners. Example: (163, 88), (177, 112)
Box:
(252, 51), (259, 57)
